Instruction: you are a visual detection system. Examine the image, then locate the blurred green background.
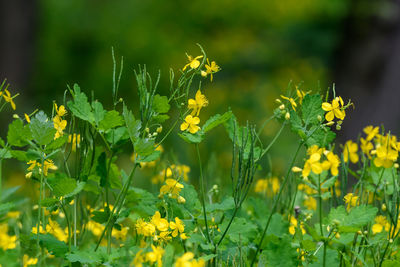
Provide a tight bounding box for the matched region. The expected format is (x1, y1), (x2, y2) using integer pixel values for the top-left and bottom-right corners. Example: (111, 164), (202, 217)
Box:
(2, 0), (400, 190)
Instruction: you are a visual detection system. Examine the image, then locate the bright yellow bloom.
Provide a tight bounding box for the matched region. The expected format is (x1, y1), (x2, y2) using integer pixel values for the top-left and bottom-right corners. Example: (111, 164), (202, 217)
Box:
(151, 211), (169, 232)
(180, 115), (200, 134)
(0, 224), (17, 250)
(46, 218), (68, 242)
(374, 139), (398, 168)
(343, 140), (359, 163)
(170, 217), (185, 238)
(175, 252), (205, 267)
(322, 96), (345, 121)
(132, 250), (145, 267)
(363, 126), (379, 141)
(54, 103), (67, 117)
(1, 89), (16, 110)
(307, 145), (324, 156)
(182, 54), (203, 71)
(303, 196), (317, 210)
(288, 216), (305, 235)
(360, 137), (373, 158)
(112, 226), (129, 241)
(53, 115), (67, 139)
(280, 95), (297, 111)
(159, 178), (184, 199)
(188, 90), (208, 116)
(254, 177), (280, 196)
(344, 193), (359, 211)
(145, 245), (164, 267)
(296, 88), (307, 104)
(24, 113), (31, 123)
(43, 159), (58, 176)
(23, 255), (38, 267)
(201, 59), (220, 81)
(68, 134), (81, 152)
(372, 215), (388, 234)
(302, 153), (323, 178)
(322, 151), (340, 176)
(254, 179), (268, 193)
(135, 219), (156, 237)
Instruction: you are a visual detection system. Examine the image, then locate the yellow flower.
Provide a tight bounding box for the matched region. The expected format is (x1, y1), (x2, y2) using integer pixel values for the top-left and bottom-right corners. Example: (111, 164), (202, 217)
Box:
(7, 211), (20, 219)
(53, 115), (67, 139)
(132, 250), (145, 267)
(372, 215), (388, 234)
(54, 103), (67, 117)
(296, 88), (307, 104)
(23, 255), (38, 267)
(344, 193), (359, 211)
(182, 54), (203, 71)
(151, 211), (169, 232)
(363, 126), (379, 141)
(135, 219), (156, 237)
(201, 59), (220, 81)
(68, 134), (81, 152)
(46, 218), (68, 242)
(175, 252), (206, 267)
(1, 89), (16, 110)
(343, 140), (359, 163)
(170, 217), (185, 238)
(24, 113), (31, 123)
(302, 153), (323, 178)
(303, 196), (317, 210)
(145, 244), (164, 267)
(180, 115), (201, 134)
(322, 151), (340, 176)
(288, 216), (305, 235)
(188, 90), (208, 116)
(360, 137), (373, 158)
(374, 139), (398, 168)
(43, 159), (58, 176)
(159, 178), (184, 199)
(322, 96), (345, 121)
(112, 226), (129, 241)
(0, 224), (17, 250)
(254, 179), (268, 193)
(280, 95), (297, 111)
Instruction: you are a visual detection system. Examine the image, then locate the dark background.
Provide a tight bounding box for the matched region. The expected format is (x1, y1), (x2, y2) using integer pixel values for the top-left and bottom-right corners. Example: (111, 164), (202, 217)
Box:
(2, 0), (400, 187)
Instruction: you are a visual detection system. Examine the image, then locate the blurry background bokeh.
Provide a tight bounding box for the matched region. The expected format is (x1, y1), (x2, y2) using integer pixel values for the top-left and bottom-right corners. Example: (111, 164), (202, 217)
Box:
(2, 0), (400, 190)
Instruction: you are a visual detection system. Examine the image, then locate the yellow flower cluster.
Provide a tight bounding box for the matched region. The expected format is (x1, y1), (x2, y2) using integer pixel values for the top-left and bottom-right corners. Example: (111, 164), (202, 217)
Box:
(0, 223), (17, 250)
(87, 220), (129, 243)
(181, 90), (208, 134)
(133, 245), (165, 267)
(298, 145), (340, 178)
(53, 103), (67, 139)
(135, 211), (188, 244)
(182, 53), (220, 82)
(0, 88), (17, 110)
(26, 159), (58, 178)
(175, 252), (205, 267)
(151, 164), (190, 184)
(23, 255), (38, 267)
(298, 180), (341, 211)
(289, 216), (305, 235)
(343, 193), (359, 211)
(31, 218), (68, 242)
(343, 140), (359, 164)
(279, 88), (308, 119)
(159, 178), (185, 203)
(254, 177), (280, 197)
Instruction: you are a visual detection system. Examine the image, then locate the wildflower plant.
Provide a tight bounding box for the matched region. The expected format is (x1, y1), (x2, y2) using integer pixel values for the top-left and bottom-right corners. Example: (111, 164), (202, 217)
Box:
(1, 45), (400, 267)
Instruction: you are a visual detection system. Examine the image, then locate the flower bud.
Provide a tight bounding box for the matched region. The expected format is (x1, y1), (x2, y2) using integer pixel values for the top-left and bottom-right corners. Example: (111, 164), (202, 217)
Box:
(357, 230), (362, 235)
(336, 124), (341, 131)
(292, 166), (302, 173)
(325, 121), (335, 126)
(145, 127), (150, 133)
(279, 104), (285, 110)
(363, 230), (368, 235)
(275, 99), (282, 104)
(389, 238), (393, 243)
(156, 126), (163, 133)
(395, 163), (399, 169)
(382, 203), (387, 211)
(178, 196), (186, 204)
(285, 112), (290, 120)
(13, 114), (19, 119)
(317, 115), (322, 122)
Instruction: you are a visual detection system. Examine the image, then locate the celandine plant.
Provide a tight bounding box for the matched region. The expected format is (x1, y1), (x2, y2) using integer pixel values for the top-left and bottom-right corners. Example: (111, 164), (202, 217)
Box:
(0, 45), (400, 266)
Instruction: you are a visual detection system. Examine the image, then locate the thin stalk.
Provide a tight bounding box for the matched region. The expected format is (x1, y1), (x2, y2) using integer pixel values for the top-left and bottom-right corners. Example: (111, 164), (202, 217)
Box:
(257, 122), (286, 161)
(250, 141), (303, 266)
(318, 174), (326, 267)
(216, 206), (239, 247)
(37, 152), (45, 266)
(196, 144), (212, 244)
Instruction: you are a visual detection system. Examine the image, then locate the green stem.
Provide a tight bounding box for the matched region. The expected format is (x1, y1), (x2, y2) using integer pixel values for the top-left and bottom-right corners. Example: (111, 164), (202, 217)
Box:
(250, 141), (303, 266)
(258, 122), (286, 161)
(318, 174), (326, 267)
(195, 144), (212, 244)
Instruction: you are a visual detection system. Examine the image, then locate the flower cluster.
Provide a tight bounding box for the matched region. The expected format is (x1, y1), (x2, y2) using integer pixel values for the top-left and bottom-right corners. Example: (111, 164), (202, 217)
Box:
(175, 252), (205, 267)
(254, 177), (280, 197)
(53, 103), (67, 139)
(26, 159), (58, 178)
(181, 90), (208, 134)
(151, 164), (190, 184)
(296, 145), (340, 178)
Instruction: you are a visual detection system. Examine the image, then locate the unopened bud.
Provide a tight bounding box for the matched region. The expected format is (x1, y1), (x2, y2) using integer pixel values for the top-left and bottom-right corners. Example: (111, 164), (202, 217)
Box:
(275, 99), (282, 104)
(325, 121), (335, 126)
(279, 104), (285, 110)
(145, 127), (150, 133)
(317, 115), (322, 122)
(336, 124), (341, 131)
(178, 196), (186, 204)
(357, 230), (362, 235)
(292, 166), (302, 173)
(152, 132), (158, 137)
(382, 203), (387, 211)
(363, 230), (368, 235)
(13, 114), (19, 119)
(395, 163), (399, 169)
(156, 126), (163, 133)
(389, 238), (393, 243)
(119, 98), (123, 102)
(285, 112), (290, 120)
(212, 184), (218, 190)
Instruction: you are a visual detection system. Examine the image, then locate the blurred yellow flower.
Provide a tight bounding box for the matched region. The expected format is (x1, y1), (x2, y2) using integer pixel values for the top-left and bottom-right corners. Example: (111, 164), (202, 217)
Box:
(344, 193), (359, 211)
(322, 151), (340, 176)
(343, 140), (359, 163)
(170, 217), (185, 238)
(182, 54), (203, 71)
(23, 255), (38, 267)
(151, 211), (169, 232)
(145, 244), (164, 267)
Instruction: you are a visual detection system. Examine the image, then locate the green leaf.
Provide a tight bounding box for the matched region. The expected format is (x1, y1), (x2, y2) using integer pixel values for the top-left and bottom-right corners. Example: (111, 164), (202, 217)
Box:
(7, 119), (31, 147)
(321, 176), (337, 189)
(66, 251), (102, 264)
(109, 164), (122, 189)
(97, 152), (108, 187)
(99, 110), (124, 131)
(202, 111), (232, 133)
(0, 148), (12, 159)
(289, 110), (303, 133)
(123, 104), (142, 144)
(41, 198), (59, 207)
(306, 127), (336, 147)
(67, 84), (95, 123)
(260, 235), (299, 267)
(347, 205), (378, 227)
(0, 186), (20, 201)
(206, 197), (235, 212)
(178, 131), (204, 144)
(36, 234), (68, 257)
(45, 135), (68, 152)
(135, 138), (155, 157)
(218, 217), (257, 244)
(49, 176), (79, 198)
(91, 210), (110, 224)
(382, 260), (400, 267)
(136, 150), (161, 163)
(153, 94), (170, 113)
(0, 202), (15, 217)
(29, 111), (56, 146)
(92, 101), (107, 125)
(301, 94), (324, 126)
(10, 150), (28, 161)
(152, 114), (169, 123)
